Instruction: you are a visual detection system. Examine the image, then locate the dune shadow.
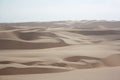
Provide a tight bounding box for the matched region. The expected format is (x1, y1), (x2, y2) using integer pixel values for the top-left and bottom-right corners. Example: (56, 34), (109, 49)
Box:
(0, 67), (70, 75)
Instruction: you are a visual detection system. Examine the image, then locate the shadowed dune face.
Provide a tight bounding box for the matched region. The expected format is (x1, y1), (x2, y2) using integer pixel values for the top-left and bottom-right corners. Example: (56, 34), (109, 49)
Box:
(51, 63), (68, 67)
(64, 56), (101, 62)
(0, 39), (67, 49)
(21, 61), (46, 66)
(0, 61), (12, 64)
(15, 31), (58, 40)
(0, 67), (70, 75)
(16, 32), (40, 40)
(70, 30), (120, 35)
(69, 30), (120, 42)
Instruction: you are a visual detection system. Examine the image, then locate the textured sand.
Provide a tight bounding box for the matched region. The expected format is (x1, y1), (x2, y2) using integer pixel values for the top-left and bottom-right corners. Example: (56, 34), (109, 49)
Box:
(0, 21), (120, 80)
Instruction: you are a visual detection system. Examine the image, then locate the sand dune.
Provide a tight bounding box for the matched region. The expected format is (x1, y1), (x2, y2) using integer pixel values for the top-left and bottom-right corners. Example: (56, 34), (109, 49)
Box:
(103, 54), (120, 66)
(0, 26), (18, 31)
(0, 21), (120, 80)
(0, 54), (120, 75)
(0, 28), (67, 49)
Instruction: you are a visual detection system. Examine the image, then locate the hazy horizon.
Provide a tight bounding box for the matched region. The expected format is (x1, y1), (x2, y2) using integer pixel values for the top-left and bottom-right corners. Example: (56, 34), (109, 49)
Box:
(0, 0), (120, 23)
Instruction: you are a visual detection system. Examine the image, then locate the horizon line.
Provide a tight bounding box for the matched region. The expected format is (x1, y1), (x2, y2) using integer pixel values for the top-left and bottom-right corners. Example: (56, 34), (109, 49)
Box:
(0, 19), (120, 23)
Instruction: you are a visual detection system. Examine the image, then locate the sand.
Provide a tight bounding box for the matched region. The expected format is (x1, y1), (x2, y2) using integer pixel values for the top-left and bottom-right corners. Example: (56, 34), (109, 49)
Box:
(0, 20), (120, 80)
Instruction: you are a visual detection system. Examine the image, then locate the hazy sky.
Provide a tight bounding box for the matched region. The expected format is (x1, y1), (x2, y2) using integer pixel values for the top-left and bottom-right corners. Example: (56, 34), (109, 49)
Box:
(0, 0), (120, 22)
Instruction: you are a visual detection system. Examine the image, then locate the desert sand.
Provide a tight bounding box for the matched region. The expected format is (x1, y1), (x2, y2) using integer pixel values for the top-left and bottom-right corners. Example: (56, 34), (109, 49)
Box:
(0, 20), (120, 80)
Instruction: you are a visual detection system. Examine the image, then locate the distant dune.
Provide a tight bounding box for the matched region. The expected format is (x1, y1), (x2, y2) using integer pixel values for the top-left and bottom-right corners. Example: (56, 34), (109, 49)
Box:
(0, 20), (120, 29)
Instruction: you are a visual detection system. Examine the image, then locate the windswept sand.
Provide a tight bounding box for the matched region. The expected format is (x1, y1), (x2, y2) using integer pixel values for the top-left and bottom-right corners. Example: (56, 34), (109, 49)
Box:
(0, 21), (120, 80)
